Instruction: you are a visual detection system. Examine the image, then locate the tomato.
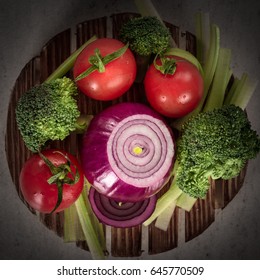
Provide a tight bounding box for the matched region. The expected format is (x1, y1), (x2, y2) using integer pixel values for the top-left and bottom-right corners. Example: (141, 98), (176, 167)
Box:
(73, 38), (137, 101)
(144, 56), (204, 118)
(19, 149), (84, 213)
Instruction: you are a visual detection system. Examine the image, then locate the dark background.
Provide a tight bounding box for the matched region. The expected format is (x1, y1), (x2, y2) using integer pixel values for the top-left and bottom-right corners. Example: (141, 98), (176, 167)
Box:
(0, 0), (259, 260)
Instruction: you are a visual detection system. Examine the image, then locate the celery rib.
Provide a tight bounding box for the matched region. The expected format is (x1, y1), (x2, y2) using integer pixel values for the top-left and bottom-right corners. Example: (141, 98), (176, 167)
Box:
(203, 48), (232, 111)
(195, 12), (210, 66)
(172, 23), (220, 130)
(45, 35), (97, 83)
(143, 179), (183, 227)
(64, 203), (86, 242)
(176, 192), (197, 212)
(154, 200), (176, 231)
(224, 73), (258, 109)
(224, 76), (241, 105)
(75, 193), (106, 260)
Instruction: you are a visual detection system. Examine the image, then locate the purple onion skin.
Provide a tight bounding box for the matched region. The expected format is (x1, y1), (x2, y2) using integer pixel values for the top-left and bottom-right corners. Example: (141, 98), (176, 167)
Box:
(89, 187), (157, 228)
(81, 102), (175, 202)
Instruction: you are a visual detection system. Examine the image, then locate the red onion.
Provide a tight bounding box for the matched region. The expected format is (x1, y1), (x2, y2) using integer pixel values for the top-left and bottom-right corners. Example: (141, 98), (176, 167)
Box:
(88, 187), (157, 228)
(81, 102), (175, 202)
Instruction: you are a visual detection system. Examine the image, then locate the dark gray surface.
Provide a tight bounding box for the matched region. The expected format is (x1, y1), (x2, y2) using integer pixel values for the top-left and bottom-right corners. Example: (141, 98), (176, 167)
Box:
(0, 0), (259, 260)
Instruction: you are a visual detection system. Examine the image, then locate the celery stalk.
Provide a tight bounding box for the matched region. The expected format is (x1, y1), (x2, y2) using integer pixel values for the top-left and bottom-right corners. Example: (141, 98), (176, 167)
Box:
(195, 12), (210, 66)
(176, 192), (197, 212)
(64, 178), (106, 256)
(224, 76), (241, 105)
(202, 24), (220, 96)
(64, 203), (85, 242)
(74, 193), (106, 260)
(203, 48), (232, 111)
(154, 200), (176, 231)
(225, 73), (258, 109)
(45, 35), (97, 83)
(172, 23), (220, 130)
(134, 0), (177, 48)
(143, 179), (183, 227)
(82, 180), (106, 251)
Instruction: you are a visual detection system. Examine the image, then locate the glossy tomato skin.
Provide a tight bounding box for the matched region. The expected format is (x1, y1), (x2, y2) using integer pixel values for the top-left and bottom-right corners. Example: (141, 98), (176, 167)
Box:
(19, 149), (84, 213)
(144, 56), (204, 118)
(73, 38), (137, 101)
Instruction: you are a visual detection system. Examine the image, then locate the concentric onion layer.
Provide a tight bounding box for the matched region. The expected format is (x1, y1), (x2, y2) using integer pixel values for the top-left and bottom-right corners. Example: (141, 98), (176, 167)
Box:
(107, 114), (174, 187)
(81, 102), (175, 202)
(89, 187), (157, 228)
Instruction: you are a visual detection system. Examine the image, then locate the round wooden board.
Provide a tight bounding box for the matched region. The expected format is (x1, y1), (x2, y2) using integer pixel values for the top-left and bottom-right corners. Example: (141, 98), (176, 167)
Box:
(5, 13), (247, 258)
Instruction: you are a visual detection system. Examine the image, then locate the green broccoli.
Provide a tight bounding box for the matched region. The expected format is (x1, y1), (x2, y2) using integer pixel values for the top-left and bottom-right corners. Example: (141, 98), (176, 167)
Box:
(119, 16), (171, 56)
(16, 77), (80, 152)
(176, 104), (260, 198)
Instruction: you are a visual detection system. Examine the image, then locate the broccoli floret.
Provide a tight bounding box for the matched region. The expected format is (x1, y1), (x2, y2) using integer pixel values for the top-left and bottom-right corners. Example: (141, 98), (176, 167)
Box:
(16, 77), (80, 152)
(119, 16), (171, 56)
(176, 104), (260, 198)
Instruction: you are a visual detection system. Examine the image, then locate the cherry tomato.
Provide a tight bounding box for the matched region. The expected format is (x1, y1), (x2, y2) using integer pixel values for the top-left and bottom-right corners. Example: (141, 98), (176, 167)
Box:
(144, 56), (204, 118)
(19, 149), (84, 213)
(73, 38), (137, 101)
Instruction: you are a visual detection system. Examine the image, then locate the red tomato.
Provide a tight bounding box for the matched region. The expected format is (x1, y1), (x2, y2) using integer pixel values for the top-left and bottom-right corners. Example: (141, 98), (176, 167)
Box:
(19, 149), (84, 213)
(73, 38), (137, 101)
(144, 56), (204, 118)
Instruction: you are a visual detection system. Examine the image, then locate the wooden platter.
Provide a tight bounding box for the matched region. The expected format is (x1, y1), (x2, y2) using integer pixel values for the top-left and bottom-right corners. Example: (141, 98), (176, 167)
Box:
(5, 13), (247, 258)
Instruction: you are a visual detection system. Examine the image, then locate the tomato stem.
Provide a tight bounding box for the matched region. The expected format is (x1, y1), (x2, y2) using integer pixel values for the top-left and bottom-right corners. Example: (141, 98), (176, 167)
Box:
(75, 42), (129, 81)
(153, 55), (177, 75)
(89, 49), (106, 73)
(39, 151), (80, 213)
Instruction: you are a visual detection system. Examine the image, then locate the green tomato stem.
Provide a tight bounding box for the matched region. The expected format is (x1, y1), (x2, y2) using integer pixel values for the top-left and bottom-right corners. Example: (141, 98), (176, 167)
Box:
(153, 55), (177, 75)
(75, 42), (129, 81)
(39, 151), (79, 213)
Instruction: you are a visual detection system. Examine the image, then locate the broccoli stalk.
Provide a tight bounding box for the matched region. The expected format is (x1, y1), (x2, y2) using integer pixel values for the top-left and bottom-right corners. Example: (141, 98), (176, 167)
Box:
(16, 36), (96, 153)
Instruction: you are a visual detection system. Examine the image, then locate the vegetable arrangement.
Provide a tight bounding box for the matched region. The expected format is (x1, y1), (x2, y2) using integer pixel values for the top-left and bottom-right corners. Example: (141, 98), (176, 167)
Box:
(13, 0), (260, 260)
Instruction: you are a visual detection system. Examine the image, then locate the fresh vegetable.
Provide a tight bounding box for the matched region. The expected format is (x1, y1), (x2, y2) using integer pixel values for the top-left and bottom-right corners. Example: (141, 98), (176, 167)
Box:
(144, 55), (204, 118)
(19, 149), (84, 213)
(175, 104), (260, 198)
(81, 102), (175, 203)
(119, 16), (171, 56)
(88, 187), (157, 228)
(64, 182), (106, 257)
(74, 184), (107, 260)
(16, 36), (97, 152)
(16, 77), (82, 153)
(224, 72), (259, 109)
(172, 20), (220, 130)
(73, 38), (136, 101)
(145, 105), (260, 228)
(203, 48), (232, 112)
(119, 14), (171, 82)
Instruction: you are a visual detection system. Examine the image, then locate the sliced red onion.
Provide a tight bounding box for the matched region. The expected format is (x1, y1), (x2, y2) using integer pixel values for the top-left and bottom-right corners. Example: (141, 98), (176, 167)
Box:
(88, 187), (157, 228)
(81, 102), (175, 202)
